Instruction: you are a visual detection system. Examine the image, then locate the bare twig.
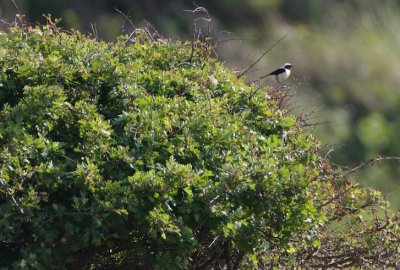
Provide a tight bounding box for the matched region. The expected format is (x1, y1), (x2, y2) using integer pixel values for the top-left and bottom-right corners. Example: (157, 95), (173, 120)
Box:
(10, 0), (23, 27)
(215, 37), (258, 45)
(144, 20), (161, 40)
(114, 8), (158, 43)
(345, 156), (400, 175)
(237, 34), (288, 79)
(115, 8), (137, 30)
(184, 4), (212, 30)
(184, 4), (213, 63)
(208, 236), (219, 248)
(10, 0), (20, 11)
(90, 22), (98, 41)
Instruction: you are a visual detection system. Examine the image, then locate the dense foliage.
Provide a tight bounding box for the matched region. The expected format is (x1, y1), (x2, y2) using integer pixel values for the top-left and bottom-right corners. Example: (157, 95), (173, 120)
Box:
(0, 23), (399, 269)
(2, 0), (400, 208)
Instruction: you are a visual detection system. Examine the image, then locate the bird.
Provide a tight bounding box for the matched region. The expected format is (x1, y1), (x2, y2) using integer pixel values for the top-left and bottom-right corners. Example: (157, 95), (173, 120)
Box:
(262, 63), (293, 84)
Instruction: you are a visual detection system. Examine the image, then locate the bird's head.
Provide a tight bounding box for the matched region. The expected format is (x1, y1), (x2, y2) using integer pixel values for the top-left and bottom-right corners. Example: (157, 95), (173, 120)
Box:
(283, 63), (293, 69)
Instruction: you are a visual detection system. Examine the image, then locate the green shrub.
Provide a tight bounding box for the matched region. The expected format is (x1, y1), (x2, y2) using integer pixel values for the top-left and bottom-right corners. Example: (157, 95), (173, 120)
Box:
(0, 23), (399, 269)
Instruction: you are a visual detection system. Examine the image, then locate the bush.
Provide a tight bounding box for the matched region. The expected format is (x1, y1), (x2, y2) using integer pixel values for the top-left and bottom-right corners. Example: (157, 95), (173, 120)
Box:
(0, 22), (399, 269)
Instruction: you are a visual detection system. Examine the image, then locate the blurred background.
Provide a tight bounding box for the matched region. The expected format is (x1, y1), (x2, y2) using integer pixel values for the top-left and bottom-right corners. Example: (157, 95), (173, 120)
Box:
(1, 0), (400, 207)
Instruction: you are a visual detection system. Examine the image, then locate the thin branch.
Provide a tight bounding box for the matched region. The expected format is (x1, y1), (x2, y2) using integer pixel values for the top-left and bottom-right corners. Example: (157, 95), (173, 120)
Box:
(115, 8), (137, 30)
(208, 236), (219, 248)
(10, 0), (20, 10)
(345, 156), (400, 175)
(237, 34), (288, 79)
(215, 37), (258, 45)
(115, 7), (138, 43)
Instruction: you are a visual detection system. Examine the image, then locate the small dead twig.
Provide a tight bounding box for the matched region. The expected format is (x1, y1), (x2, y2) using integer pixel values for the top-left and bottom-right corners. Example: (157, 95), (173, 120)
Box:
(115, 8), (161, 43)
(114, 8), (139, 44)
(324, 148), (335, 160)
(115, 8), (137, 30)
(90, 22), (98, 41)
(143, 20), (161, 40)
(183, 4), (213, 63)
(188, 4), (212, 35)
(10, 1), (24, 27)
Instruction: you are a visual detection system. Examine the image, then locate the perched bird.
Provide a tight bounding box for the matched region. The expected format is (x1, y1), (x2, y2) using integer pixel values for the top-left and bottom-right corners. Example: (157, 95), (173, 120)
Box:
(262, 63), (293, 83)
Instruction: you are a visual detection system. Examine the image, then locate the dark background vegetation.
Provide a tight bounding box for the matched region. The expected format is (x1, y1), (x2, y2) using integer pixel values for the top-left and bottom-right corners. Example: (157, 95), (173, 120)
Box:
(1, 0), (400, 207)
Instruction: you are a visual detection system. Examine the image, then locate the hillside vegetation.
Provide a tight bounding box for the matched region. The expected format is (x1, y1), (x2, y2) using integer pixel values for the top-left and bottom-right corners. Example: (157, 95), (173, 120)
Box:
(0, 22), (399, 269)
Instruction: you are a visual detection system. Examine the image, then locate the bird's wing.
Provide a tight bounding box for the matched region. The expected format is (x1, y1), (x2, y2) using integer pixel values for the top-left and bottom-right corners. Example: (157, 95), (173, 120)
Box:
(268, 67), (286, 76)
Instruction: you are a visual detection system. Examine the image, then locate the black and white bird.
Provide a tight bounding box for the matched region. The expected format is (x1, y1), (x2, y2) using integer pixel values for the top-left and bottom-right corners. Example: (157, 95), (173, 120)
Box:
(262, 63), (293, 83)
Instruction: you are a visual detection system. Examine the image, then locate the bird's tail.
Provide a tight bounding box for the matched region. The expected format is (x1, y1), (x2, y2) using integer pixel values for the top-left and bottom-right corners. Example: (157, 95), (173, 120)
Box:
(260, 74), (273, 80)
